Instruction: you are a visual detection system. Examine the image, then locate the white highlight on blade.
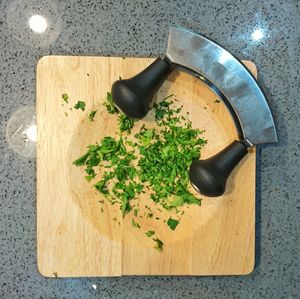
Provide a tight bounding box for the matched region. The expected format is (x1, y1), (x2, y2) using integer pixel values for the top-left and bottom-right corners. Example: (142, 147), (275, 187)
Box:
(219, 51), (231, 64)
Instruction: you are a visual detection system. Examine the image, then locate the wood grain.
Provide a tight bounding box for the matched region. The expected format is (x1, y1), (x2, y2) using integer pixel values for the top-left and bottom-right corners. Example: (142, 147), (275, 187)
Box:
(36, 56), (256, 277)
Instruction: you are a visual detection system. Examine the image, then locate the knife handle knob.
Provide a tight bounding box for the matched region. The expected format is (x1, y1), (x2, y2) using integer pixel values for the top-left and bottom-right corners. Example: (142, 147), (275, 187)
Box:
(189, 140), (248, 197)
(111, 58), (173, 119)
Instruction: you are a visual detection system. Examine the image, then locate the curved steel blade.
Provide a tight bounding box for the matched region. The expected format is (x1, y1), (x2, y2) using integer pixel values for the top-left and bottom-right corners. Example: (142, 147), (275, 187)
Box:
(166, 26), (278, 145)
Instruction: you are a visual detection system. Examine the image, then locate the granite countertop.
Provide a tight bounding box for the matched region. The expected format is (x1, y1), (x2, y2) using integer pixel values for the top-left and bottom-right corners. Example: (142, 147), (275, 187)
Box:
(0, 0), (299, 298)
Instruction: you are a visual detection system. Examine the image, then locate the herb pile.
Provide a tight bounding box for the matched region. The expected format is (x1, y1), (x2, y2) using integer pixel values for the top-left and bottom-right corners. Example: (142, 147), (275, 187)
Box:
(73, 92), (206, 251)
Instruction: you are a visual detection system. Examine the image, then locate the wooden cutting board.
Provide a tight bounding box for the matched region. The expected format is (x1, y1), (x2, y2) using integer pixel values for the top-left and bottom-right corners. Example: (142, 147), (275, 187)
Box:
(36, 56), (256, 277)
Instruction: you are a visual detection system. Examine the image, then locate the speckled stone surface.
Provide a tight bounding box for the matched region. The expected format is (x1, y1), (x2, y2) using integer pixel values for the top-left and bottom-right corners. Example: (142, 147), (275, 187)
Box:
(0, 0), (299, 298)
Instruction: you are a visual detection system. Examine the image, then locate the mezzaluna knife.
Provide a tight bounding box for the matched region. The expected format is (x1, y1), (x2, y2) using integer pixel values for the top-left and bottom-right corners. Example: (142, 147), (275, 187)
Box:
(111, 26), (277, 197)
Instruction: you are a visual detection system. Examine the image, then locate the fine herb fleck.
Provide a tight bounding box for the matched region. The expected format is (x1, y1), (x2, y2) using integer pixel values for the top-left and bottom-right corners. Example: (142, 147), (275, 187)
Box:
(62, 93), (69, 103)
(88, 110), (97, 121)
(53, 272), (58, 278)
(74, 101), (86, 111)
(214, 99), (221, 103)
(167, 217), (179, 230)
(153, 238), (163, 252)
(145, 230), (155, 237)
(131, 218), (141, 229)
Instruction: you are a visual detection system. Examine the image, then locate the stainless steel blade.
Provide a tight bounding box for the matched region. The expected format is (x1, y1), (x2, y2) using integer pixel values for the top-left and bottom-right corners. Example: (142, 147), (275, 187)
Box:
(166, 26), (278, 145)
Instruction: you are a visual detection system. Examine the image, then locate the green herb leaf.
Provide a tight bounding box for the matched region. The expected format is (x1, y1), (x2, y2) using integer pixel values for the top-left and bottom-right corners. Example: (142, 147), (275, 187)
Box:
(74, 101), (86, 111)
(153, 238), (163, 252)
(167, 217), (179, 230)
(169, 196), (184, 208)
(121, 197), (131, 216)
(73, 152), (90, 166)
(145, 230), (155, 237)
(104, 92), (119, 114)
(118, 114), (135, 133)
(88, 110), (97, 121)
(182, 194), (201, 206)
(62, 93), (69, 103)
(94, 179), (109, 195)
(85, 175), (94, 182)
(131, 218), (141, 228)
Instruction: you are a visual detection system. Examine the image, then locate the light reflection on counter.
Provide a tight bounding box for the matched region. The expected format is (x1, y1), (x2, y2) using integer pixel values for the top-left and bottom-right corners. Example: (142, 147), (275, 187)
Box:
(251, 28), (265, 41)
(6, 0), (62, 48)
(28, 14), (48, 34)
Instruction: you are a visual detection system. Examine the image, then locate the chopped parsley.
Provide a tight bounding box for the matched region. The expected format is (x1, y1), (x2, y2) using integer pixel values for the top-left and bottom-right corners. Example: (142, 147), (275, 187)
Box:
(131, 218), (141, 228)
(62, 93), (69, 103)
(118, 114), (135, 133)
(88, 110), (97, 121)
(104, 92), (119, 114)
(145, 230), (155, 237)
(73, 93), (206, 251)
(74, 101), (86, 111)
(153, 238), (163, 252)
(167, 217), (179, 230)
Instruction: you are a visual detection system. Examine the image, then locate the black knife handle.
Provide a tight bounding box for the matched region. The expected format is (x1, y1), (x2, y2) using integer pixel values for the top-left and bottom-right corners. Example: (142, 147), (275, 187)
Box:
(189, 140), (248, 197)
(111, 58), (173, 119)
